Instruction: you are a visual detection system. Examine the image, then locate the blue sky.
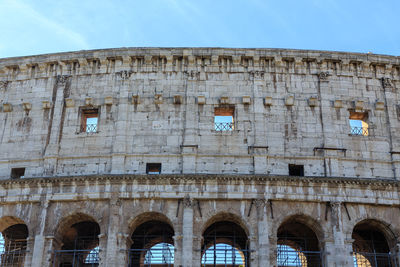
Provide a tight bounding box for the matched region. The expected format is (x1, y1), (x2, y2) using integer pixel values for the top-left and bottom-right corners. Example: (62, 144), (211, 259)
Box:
(0, 0), (399, 58)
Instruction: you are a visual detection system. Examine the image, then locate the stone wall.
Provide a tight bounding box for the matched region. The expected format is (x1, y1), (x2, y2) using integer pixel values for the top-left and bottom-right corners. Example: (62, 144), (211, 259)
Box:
(0, 175), (399, 266)
(0, 48), (399, 179)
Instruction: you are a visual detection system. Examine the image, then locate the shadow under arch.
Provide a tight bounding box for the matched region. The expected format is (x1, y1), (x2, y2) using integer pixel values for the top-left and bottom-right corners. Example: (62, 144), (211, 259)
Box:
(201, 212), (250, 267)
(352, 218), (398, 267)
(54, 212), (100, 241)
(128, 212), (175, 267)
(52, 213), (101, 267)
(0, 216), (29, 266)
(277, 214), (324, 267)
(201, 211), (251, 238)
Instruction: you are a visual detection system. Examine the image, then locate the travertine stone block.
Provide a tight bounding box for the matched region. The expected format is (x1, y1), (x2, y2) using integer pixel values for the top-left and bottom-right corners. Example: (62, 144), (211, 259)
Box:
(85, 97), (93, 106)
(354, 100), (364, 110)
(334, 100), (343, 108)
(131, 95), (140, 104)
(22, 102), (32, 111)
(285, 95), (295, 106)
(42, 101), (52, 109)
(3, 103), (12, 112)
(65, 98), (75, 108)
(242, 96), (251, 105)
(375, 101), (385, 110)
(220, 96), (229, 104)
(174, 95), (182, 104)
(155, 94), (163, 104)
(308, 97), (318, 107)
(197, 96), (206, 105)
(264, 97), (273, 106)
(104, 96), (113, 105)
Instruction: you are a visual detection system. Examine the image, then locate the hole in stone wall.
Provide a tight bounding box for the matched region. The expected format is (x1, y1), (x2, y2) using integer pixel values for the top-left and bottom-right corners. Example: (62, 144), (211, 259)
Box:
(10, 168), (25, 179)
(289, 164), (304, 176)
(146, 163), (162, 174)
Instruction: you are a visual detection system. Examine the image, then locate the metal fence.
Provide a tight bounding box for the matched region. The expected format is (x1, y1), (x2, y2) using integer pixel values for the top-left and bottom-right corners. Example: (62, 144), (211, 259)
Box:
(277, 246), (323, 267)
(215, 122), (234, 131)
(0, 239), (27, 267)
(81, 123), (98, 133)
(53, 249), (99, 267)
(353, 251), (398, 267)
(350, 126), (368, 136)
(128, 244), (174, 267)
(201, 246), (248, 267)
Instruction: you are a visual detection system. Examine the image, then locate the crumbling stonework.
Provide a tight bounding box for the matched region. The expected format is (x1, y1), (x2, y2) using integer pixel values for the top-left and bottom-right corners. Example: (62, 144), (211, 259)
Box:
(0, 48), (399, 266)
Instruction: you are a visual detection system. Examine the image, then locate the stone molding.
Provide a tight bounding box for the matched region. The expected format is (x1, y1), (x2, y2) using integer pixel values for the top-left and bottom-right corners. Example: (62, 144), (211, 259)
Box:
(0, 173), (398, 188)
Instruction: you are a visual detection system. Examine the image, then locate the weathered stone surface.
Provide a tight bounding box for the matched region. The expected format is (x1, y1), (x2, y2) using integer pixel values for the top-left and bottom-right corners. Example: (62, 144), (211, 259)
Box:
(0, 47), (399, 266)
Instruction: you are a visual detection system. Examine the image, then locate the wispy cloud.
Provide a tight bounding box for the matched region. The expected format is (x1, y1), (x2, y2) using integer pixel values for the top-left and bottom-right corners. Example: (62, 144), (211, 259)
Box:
(1, 0), (89, 48)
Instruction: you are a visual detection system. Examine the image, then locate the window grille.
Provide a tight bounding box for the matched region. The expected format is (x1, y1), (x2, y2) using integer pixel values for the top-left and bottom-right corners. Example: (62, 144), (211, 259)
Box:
(353, 251), (396, 267)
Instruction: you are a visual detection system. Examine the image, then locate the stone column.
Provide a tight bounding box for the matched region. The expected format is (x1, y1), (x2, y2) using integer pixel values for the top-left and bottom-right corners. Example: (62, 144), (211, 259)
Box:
(43, 75), (70, 176)
(181, 196), (195, 267)
(104, 197), (125, 267)
(390, 242), (400, 266)
(31, 200), (49, 267)
(173, 234), (183, 267)
(255, 199), (269, 266)
(324, 202), (354, 267)
(43, 236), (62, 267)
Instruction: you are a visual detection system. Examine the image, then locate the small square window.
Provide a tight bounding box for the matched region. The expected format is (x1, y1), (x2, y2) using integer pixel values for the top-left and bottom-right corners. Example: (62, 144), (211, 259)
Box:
(11, 168), (25, 179)
(146, 163), (161, 174)
(214, 107), (234, 131)
(289, 164), (304, 176)
(81, 109), (99, 133)
(349, 111), (368, 136)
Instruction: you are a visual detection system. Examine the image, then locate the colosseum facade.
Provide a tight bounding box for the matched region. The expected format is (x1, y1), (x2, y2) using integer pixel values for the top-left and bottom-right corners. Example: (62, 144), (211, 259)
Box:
(0, 47), (399, 266)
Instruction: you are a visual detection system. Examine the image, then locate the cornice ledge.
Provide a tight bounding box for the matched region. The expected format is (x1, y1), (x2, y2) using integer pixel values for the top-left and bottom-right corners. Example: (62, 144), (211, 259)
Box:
(0, 174), (398, 187)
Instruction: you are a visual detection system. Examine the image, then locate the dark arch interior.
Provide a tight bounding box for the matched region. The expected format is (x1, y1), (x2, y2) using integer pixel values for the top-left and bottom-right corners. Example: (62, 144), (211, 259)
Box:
(61, 221), (100, 250)
(129, 220), (175, 266)
(352, 221), (393, 267)
(202, 221), (249, 267)
(56, 221), (100, 267)
(277, 220), (321, 267)
(1, 224), (29, 266)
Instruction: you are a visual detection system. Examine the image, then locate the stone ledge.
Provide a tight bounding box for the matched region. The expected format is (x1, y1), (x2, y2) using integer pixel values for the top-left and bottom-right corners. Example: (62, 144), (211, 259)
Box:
(0, 173), (398, 187)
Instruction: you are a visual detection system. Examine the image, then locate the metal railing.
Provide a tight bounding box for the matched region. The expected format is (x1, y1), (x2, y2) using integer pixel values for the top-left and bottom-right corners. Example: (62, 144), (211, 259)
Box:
(350, 126), (368, 136)
(215, 122), (234, 131)
(277, 247), (323, 267)
(353, 251), (397, 267)
(201, 247), (248, 267)
(81, 123), (98, 133)
(53, 249), (99, 267)
(128, 245), (174, 267)
(0, 239), (27, 267)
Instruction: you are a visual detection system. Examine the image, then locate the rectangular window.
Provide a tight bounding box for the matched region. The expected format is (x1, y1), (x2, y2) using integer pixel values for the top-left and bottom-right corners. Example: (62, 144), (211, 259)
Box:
(146, 163), (162, 174)
(11, 168), (25, 179)
(289, 164), (304, 176)
(81, 109), (99, 133)
(349, 111), (368, 136)
(214, 107), (234, 131)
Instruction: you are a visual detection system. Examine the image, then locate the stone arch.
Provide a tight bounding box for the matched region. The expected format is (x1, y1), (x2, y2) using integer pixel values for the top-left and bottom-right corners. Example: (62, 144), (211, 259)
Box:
(128, 212), (175, 266)
(0, 216), (29, 266)
(54, 212), (99, 241)
(349, 218), (398, 248)
(201, 212), (250, 266)
(128, 211), (174, 234)
(201, 211), (250, 238)
(274, 213), (325, 245)
(0, 216), (27, 233)
(276, 214), (324, 267)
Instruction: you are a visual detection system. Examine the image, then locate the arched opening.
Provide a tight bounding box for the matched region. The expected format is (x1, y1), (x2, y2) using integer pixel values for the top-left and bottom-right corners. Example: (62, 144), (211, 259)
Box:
(277, 218), (322, 267)
(352, 220), (397, 267)
(53, 220), (100, 267)
(201, 221), (249, 267)
(129, 220), (175, 267)
(0, 222), (28, 266)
